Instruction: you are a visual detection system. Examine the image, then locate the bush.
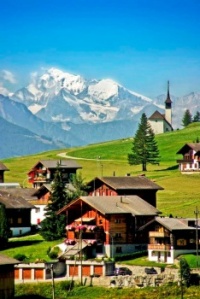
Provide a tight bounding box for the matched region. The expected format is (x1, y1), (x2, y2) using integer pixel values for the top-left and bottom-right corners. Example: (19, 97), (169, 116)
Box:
(47, 246), (60, 259)
(14, 253), (28, 262)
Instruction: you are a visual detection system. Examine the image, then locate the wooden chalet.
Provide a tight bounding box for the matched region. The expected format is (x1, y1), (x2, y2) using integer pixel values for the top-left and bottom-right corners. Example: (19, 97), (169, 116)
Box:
(86, 176), (163, 207)
(28, 159), (82, 188)
(0, 161), (9, 183)
(0, 189), (35, 236)
(141, 217), (200, 264)
(0, 254), (19, 299)
(58, 195), (160, 259)
(176, 143), (200, 172)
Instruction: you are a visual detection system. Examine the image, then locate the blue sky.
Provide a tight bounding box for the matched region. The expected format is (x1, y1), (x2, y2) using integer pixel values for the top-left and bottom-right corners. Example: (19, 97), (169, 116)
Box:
(0, 0), (200, 97)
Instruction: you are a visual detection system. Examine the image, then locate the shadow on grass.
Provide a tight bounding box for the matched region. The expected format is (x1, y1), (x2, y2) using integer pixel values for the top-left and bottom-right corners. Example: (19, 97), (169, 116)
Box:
(8, 240), (43, 249)
(15, 296), (48, 299)
(155, 164), (179, 171)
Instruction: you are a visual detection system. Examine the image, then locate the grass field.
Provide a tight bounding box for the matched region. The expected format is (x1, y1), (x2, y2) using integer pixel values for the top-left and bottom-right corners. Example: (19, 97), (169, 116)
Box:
(3, 122), (200, 217)
(2, 234), (63, 262)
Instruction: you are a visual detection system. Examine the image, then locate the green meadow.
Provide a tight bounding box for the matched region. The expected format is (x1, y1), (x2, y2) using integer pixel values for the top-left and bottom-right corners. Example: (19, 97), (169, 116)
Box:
(3, 122), (200, 218)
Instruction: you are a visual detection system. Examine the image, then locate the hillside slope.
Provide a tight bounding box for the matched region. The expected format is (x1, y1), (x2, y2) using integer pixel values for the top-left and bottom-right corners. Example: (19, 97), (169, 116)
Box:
(3, 123), (200, 217)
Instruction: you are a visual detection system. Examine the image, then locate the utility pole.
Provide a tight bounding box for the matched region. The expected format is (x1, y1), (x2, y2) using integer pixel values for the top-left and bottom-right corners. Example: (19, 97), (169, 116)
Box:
(51, 264), (55, 299)
(194, 206), (200, 268)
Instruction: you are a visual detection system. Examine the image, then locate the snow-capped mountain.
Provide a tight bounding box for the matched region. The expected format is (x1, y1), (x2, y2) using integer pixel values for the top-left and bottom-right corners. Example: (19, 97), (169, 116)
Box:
(11, 68), (155, 125)
(1, 67), (200, 158)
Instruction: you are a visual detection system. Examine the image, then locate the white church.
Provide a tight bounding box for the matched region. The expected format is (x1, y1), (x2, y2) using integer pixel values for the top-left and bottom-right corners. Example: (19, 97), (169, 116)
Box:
(148, 81), (173, 134)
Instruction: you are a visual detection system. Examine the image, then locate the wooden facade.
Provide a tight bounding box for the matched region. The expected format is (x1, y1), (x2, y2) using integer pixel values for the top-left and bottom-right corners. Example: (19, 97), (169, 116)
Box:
(177, 143), (200, 172)
(146, 217), (200, 264)
(28, 159), (82, 188)
(0, 255), (19, 299)
(86, 176), (163, 207)
(0, 162), (9, 183)
(0, 189), (34, 236)
(58, 195), (160, 259)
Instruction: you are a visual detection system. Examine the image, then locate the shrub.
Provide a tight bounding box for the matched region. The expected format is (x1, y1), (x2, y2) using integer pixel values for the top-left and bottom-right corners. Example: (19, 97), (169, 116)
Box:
(14, 253), (27, 262)
(47, 246), (60, 259)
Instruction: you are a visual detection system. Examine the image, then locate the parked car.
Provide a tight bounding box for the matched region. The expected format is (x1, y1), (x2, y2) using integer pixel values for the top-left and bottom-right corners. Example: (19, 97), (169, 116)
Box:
(145, 267), (157, 274)
(114, 267), (132, 276)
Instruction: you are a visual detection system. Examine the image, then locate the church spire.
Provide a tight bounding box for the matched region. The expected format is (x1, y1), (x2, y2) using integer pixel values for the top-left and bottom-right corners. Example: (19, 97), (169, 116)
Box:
(165, 80), (172, 104)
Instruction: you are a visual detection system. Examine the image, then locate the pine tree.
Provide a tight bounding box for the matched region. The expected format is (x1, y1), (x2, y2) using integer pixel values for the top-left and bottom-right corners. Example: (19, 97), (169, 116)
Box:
(179, 258), (191, 287)
(193, 111), (200, 123)
(0, 203), (11, 249)
(128, 113), (160, 171)
(182, 109), (192, 127)
(69, 173), (89, 200)
(39, 164), (70, 241)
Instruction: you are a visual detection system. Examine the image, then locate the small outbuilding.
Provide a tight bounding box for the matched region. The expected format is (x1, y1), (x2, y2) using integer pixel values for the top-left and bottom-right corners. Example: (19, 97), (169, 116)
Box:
(0, 254), (19, 299)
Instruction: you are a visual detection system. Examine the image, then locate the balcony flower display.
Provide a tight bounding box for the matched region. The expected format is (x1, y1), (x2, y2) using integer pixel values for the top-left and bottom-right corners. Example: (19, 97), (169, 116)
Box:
(64, 239), (76, 245)
(65, 225), (75, 231)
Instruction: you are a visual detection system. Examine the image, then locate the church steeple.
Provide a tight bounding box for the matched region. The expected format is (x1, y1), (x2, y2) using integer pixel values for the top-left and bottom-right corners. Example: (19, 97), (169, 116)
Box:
(165, 81), (172, 108)
(165, 81), (172, 125)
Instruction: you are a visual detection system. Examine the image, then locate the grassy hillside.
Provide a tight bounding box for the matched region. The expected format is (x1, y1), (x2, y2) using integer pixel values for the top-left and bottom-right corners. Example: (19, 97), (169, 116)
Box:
(3, 122), (200, 217)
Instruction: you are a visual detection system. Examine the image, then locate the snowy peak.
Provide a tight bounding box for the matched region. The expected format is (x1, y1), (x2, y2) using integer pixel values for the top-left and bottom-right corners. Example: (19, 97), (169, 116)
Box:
(88, 79), (119, 101)
(39, 67), (87, 95)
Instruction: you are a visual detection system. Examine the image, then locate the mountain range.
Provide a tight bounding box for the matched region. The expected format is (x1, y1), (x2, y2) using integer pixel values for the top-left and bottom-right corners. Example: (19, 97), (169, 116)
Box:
(1, 67), (200, 159)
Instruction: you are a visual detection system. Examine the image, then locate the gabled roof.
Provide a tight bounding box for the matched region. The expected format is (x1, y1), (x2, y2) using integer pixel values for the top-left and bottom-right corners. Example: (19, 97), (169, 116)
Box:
(0, 162), (9, 171)
(0, 254), (19, 265)
(155, 217), (199, 231)
(148, 110), (173, 129)
(29, 160), (82, 172)
(176, 143), (200, 154)
(148, 110), (165, 120)
(87, 176), (163, 191)
(31, 183), (76, 197)
(0, 189), (35, 209)
(58, 195), (160, 216)
(139, 216), (199, 232)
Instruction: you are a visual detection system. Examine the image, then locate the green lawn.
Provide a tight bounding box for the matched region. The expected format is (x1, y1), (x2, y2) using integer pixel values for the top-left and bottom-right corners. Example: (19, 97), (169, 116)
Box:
(3, 123), (200, 217)
(1, 234), (63, 262)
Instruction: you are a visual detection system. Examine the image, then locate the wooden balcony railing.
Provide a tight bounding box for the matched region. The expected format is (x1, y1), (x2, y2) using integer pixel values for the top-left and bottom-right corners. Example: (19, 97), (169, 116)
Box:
(148, 244), (171, 250)
(149, 231), (170, 238)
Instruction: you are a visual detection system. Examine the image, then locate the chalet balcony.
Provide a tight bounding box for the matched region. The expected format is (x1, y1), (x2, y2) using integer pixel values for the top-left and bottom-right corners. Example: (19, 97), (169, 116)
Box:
(148, 244), (171, 251)
(149, 231), (170, 238)
(176, 159), (194, 163)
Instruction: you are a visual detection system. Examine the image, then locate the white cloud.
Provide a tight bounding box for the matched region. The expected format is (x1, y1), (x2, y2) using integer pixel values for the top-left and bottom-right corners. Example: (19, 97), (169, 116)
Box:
(0, 70), (17, 84)
(0, 82), (10, 96)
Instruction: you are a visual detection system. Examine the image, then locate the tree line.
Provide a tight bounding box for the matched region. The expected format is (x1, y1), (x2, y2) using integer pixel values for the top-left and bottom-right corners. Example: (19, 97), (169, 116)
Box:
(182, 109), (200, 127)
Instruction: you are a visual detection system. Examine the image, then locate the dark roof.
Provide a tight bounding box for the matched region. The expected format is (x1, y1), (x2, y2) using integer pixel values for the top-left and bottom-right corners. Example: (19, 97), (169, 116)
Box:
(0, 162), (9, 171)
(165, 81), (172, 104)
(59, 195), (160, 216)
(148, 110), (173, 129)
(0, 254), (19, 265)
(176, 143), (200, 154)
(87, 176), (163, 191)
(149, 110), (165, 120)
(155, 217), (199, 231)
(139, 216), (200, 232)
(31, 183), (75, 197)
(29, 160), (82, 172)
(0, 189), (35, 209)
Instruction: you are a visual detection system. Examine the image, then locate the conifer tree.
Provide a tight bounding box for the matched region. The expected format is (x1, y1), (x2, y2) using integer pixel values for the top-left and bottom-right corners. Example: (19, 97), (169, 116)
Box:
(182, 109), (192, 127)
(179, 258), (191, 287)
(128, 113), (160, 171)
(193, 111), (200, 123)
(39, 164), (69, 241)
(0, 203), (11, 249)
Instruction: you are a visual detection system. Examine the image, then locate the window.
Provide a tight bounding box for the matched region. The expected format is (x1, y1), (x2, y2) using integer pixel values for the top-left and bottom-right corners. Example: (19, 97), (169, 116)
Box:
(115, 219), (121, 223)
(116, 246), (122, 253)
(17, 218), (22, 224)
(35, 207), (40, 213)
(115, 233), (122, 238)
(177, 239), (186, 246)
